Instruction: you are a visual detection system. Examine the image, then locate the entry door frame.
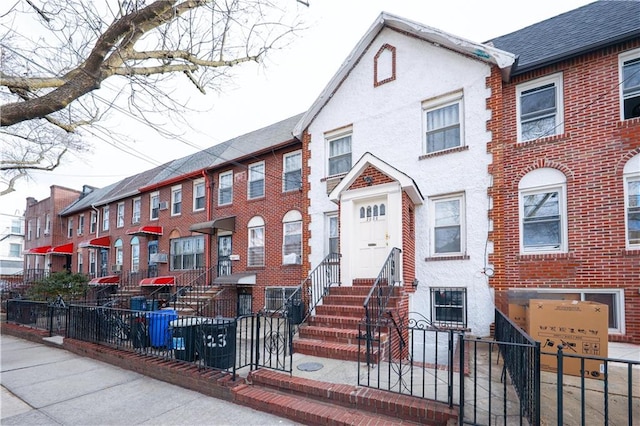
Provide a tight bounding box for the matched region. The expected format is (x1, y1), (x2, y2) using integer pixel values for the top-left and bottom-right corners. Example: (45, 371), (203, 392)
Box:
(338, 182), (404, 286)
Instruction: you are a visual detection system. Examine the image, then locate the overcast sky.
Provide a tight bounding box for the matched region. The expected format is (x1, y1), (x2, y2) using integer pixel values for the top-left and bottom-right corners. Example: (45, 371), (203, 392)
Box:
(1, 0), (596, 216)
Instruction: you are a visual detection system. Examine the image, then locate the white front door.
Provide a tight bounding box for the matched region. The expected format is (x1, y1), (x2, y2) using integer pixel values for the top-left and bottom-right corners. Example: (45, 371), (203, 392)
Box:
(354, 198), (389, 278)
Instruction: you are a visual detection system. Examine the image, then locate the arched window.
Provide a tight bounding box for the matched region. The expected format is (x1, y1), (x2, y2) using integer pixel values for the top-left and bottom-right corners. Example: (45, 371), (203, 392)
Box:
(114, 239), (123, 266)
(248, 216), (265, 266)
(519, 168), (567, 253)
(130, 237), (140, 272)
(282, 210), (302, 265)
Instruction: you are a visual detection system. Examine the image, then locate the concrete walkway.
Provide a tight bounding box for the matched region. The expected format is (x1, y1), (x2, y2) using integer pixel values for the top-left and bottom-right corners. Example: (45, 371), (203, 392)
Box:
(1, 335), (298, 425)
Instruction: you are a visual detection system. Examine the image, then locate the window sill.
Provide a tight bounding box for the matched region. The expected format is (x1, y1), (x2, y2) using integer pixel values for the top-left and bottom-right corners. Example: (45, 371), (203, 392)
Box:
(320, 173), (348, 182)
(516, 132), (569, 147)
(517, 251), (571, 260)
(618, 117), (640, 129)
(425, 255), (469, 262)
(419, 145), (468, 160)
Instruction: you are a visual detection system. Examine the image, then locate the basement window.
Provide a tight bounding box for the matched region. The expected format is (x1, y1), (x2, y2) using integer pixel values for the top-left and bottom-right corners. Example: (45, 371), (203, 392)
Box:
(430, 287), (467, 328)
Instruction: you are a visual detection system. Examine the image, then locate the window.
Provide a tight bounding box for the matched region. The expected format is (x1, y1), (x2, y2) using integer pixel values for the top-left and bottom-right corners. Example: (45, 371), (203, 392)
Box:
(131, 237), (140, 272)
(67, 218), (73, 238)
(423, 93), (463, 153)
(117, 202), (125, 227)
(430, 194), (465, 255)
(327, 133), (352, 176)
(90, 211), (97, 233)
(430, 287), (467, 328)
(44, 214), (50, 235)
(248, 162), (265, 199)
(171, 185), (182, 216)
(519, 168), (567, 253)
(9, 243), (21, 257)
(283, 151), (302, 192)
(102, 206), (110, 231)
(170, 236), (204, 270)
(624, 154), (640, 248)
(114, 239), (123, 266)
(218, 171), (233, 205)
(78, 214), (85, 235)
(36, 217), (41, 238)
(193, 179), (205, 211)
(517, 73), (564, 141)
(621, 49), (640, 120)
(77, 252), (83, 274)
(27, 220), (32, 240)
(132, 198), (141, 224)
(248, 216), (265, 266)
(89, 250), (96, 275)
(11, 219), (22, 234)
(326, 213), (339, 255)
(150, 192), (160, 220)
(283, 210), (302, 264)
(265, 287), (298, 311)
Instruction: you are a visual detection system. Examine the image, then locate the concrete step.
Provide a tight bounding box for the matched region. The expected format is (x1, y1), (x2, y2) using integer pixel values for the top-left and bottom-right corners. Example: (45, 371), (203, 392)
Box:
(244, 368), (458, 425)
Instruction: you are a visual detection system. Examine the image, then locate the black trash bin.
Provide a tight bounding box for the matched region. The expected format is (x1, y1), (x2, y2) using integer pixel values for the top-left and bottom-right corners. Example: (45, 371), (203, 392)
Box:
(130, 296), (147, 311)
(170, 317), (203, 362)
(198, 318), (236, 369)
(288, 300), (305, 325)
(131, 313), (149, 348)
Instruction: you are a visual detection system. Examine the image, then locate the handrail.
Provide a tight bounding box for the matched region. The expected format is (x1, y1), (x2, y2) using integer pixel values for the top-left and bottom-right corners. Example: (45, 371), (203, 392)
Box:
(275, 252), (341, 325)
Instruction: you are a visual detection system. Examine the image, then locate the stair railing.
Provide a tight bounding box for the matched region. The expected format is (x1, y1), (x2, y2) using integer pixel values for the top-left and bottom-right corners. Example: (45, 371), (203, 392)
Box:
(167, 267), (213, 314)
(362, 247), (401, 365)
(276, 252), (341, 324)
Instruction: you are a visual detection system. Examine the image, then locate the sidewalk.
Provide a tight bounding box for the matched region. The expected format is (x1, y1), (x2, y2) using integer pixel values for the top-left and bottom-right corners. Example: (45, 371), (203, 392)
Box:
(1, 335), (298, 425)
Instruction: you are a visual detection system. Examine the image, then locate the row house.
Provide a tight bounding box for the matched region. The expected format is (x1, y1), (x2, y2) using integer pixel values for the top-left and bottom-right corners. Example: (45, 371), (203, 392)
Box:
(22, 1), (640, 343)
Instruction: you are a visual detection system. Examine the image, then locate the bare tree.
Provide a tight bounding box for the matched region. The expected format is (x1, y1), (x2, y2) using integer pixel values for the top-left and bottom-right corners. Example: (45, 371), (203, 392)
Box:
(0, 0), (305, 195)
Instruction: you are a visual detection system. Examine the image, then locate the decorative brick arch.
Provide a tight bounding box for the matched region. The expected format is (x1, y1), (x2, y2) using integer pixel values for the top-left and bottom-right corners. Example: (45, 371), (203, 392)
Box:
(374, 44), (396, 87)
(615, 147), (640, 175)
(518, 159), (574, 182)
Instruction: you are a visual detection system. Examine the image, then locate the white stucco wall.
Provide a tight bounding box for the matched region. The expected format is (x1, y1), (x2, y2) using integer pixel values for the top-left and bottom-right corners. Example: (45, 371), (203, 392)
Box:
(306, 28), (495, 336)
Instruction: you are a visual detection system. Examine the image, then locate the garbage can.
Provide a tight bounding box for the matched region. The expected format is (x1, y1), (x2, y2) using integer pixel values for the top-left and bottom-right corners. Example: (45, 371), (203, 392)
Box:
(147, 310), (178, 348)
(147, 299), (159, 311)
(170, 317), (203, 362)
(131, 313), (149, 348)
(198, 318), (236, 369)
(130, 296), (147, 311)
(288, 300), (305, 325)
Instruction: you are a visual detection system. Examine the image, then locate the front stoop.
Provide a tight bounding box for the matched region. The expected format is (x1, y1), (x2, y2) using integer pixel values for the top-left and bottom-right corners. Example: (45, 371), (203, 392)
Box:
(294, 283), (405, 362)
(235, 369), (458, 426)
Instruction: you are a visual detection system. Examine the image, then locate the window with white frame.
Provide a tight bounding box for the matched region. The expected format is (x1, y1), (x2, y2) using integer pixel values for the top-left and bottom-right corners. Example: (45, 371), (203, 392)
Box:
(9, 243), (21, 257)
(430, 194), (465, 256)
(248, 216), (265, 267)
(27, 220), (32, 240)
(430, 287), (467, 328)
(264, 286), (298, 311)
(67, 217), (73, 238)
(114, 239), (123, 266)
(36, 217), (41, 238)
(116, 203), (124, 228)
(150, 192), (160, 220)
(89, 250), (96, 275)
(90, 211), (97, 233)
(11, 219), (22, 234)
(248, 162), (265, 199)
(170, 235), (204, 270)
(78, 214), (85, 235)
(624, 154), (640, 248)
(326, 213), (339, 255)
(517, 73), (564, 142)
(327, 133), (352, 176)
(102, 206), (110, 231)
(282, 210), (302, 264)
(193, 179), (205, 211)
(132, 198), (141, 224)
(77, 252), (83, 274)
(131, 237), (140, 272)
(44, 213), (50, 235)
(283, 151), (302, 192)
(218, 171), (233, 205)
(171, 185), (182, 216)
(423, 92), (463, 154)
(620, 49), (640, 120)
(519, 168), (568, 253)
(510, 288), (626, 334)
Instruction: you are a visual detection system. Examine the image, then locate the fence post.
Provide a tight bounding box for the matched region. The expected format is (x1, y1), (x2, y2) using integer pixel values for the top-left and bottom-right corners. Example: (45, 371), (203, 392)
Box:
(533, 340), (541, 426)
(556, 345), (564, 426)
(48, 305), (54, 337)
(458, 333), (465, 423)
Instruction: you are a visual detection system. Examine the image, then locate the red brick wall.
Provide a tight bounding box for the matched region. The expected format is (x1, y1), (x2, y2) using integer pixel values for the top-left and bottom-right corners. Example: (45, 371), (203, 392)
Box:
(489, 40), (640, 343)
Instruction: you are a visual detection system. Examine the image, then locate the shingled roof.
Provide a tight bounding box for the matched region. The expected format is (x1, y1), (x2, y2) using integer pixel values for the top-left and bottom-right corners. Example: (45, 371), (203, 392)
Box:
(487, 0), (640, 76)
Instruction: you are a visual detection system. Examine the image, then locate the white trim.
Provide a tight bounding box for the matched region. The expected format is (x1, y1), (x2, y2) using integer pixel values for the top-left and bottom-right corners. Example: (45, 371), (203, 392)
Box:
(623, 153), (640, 249)
(619, 47), (640, 121)
(218, 171), (233, 206)
(516, 73), (564, 142)
(429, 192), (466, 257)
(171, 185), (182, 217)
(422, 91), (464, 154)
(192, 178), (205, 212)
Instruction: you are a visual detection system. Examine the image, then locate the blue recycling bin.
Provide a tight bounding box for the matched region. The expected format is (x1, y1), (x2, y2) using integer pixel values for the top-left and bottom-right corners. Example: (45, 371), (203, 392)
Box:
(130, 296), (147, 311)
(147, 310), (178, 348)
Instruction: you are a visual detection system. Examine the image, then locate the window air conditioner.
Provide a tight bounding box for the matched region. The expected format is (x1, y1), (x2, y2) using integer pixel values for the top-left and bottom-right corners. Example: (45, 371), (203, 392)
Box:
(159, 201), (169, 210)
(111, 264), (122, 272)
(283, 253), (299, 265)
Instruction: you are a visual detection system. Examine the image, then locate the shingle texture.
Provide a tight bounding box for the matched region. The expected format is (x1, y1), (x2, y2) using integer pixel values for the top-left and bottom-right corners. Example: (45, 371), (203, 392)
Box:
(487, 0), (640, 74)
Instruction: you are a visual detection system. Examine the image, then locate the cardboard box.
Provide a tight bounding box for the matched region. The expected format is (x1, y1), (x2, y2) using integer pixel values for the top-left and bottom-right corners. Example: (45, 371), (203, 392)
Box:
(527, 299), (608, 380)
(508, 303), (528, 330)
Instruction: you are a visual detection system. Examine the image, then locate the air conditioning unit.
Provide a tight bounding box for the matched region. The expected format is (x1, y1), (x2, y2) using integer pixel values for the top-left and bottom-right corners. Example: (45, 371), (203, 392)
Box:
(283, 253), (299, 265)
(159, 201), (169, 210)
(111, 264), (122, 272)
(149, 253), (168, 263)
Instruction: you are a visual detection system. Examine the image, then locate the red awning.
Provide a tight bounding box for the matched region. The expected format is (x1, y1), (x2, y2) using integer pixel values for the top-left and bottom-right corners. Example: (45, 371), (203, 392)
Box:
(26, 245), (52, 255)
(47, 243), (74, 255)
(88, 275), (120, 286)
(79, 236), (111, 249)
(139, 276), (175, 286)
(126, 225), (163, 236)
